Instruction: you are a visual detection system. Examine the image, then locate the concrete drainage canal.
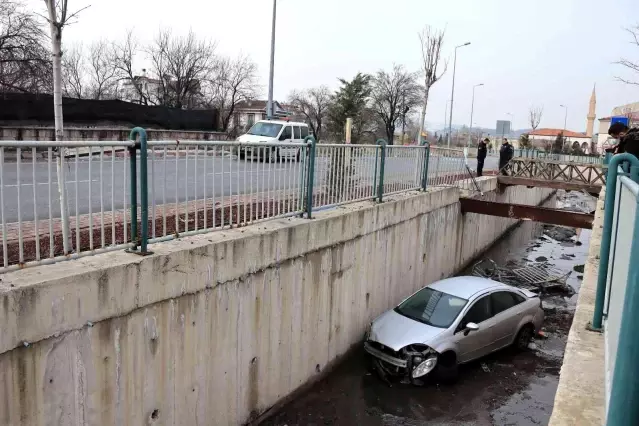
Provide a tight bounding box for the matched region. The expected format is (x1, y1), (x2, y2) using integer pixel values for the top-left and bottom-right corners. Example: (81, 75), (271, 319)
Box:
(259, 190), (593, 426)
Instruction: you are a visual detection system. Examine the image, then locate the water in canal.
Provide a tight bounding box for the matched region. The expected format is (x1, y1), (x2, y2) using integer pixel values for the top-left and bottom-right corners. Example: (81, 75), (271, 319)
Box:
(260, 191), (594, 426)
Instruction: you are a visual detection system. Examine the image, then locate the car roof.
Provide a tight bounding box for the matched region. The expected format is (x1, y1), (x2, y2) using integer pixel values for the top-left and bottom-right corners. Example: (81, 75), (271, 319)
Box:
(257, 119), (308, 126)
(428, 276), (512, 300)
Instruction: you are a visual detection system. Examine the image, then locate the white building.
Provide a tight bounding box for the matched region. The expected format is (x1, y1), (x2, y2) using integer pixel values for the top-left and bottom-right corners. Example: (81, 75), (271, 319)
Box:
(120, 75), (163, 105)
(229, 100), (292, 133)
(528, 128), (593, 153)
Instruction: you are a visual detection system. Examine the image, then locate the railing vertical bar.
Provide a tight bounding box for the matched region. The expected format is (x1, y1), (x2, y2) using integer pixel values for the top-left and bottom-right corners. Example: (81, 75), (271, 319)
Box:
(242, 147), (247, 225)
(32, 148), (40, 260)
(111, 147), (115, 246)
(88, 147), (93, 250)
(17, 148), (23, 264)
(184, 145), (190, 233)
(122, 147), (127, 244)
(48, 148), (53, 258)
(212, 146), (216, 229)
(100, 146), (105, 248)
(261, 147), (266, 220)
(248, 149), (254, 223)
(175, 145), (179, 235)
(0, 148), (7, 267)
(203, 145), (208, 229)
(277, 150), (283, 217)
(236, 146), (241, 226)
(163, 147), (167, 236)
(151, 147), (156, 239)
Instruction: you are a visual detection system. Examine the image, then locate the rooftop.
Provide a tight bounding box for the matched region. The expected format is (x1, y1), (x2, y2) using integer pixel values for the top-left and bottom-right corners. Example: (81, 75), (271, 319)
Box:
(529, 128), (589, 138)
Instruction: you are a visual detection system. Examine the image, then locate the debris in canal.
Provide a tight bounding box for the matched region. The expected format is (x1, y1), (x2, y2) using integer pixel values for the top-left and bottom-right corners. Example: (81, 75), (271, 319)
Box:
(471, 258), (572, 294)
(543, 225), (576, 243)
(573, 264), (585, 273)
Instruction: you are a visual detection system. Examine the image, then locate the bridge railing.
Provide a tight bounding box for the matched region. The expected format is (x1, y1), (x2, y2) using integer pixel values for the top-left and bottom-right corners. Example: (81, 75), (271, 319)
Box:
(513, 148), (603, 165)
(590, 154), (639, 424)
(0, 128), (474, 272)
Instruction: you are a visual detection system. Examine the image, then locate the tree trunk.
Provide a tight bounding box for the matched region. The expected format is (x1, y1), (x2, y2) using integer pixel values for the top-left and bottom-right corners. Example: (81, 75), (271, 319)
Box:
(48, 13), (71, 254)
(418, 85), (431, 145)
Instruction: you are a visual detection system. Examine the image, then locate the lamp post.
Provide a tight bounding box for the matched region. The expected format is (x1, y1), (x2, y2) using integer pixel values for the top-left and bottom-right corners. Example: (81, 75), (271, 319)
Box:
(468, 83), (483, 147)
(447, 42), (471, 148)
(560, 104), (568, 132)
(267, 0), (277, 119)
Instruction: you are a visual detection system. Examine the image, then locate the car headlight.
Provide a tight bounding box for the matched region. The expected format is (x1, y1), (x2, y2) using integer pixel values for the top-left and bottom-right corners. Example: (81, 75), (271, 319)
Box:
(412, 356), (438, 378)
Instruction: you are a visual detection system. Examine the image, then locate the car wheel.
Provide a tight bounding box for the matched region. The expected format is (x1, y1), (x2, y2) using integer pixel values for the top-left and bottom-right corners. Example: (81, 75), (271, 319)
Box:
(435, 351), (458, 383)
(515, 324), (534, 351)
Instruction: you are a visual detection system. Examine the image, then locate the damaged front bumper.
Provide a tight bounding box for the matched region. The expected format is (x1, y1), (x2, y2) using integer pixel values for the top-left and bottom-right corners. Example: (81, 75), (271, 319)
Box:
(364, 341), (438, 380)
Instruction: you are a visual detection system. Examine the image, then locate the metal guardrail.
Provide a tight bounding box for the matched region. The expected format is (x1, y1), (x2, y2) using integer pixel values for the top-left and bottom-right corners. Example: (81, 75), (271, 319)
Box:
(589, 153), (639, 425)
(514, 148), (603, 165)
(0, 128), (474, 272)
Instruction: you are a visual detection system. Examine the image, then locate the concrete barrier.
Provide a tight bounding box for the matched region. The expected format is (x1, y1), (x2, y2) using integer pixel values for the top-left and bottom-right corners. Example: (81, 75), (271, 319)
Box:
(0, 126), (228, 142)
(0, 178), (553, 425)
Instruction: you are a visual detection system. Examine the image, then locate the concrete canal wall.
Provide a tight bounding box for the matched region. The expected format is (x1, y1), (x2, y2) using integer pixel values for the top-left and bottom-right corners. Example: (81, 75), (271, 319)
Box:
(0, 178), (553, 425)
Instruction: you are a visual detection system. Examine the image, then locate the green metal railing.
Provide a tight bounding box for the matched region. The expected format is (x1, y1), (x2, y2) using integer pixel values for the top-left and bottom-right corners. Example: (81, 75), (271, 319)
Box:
(588, 153), (639, 425)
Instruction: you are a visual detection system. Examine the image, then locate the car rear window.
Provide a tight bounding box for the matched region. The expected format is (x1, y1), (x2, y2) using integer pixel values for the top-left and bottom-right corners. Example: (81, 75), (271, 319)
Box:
(395, 287), (467, 328)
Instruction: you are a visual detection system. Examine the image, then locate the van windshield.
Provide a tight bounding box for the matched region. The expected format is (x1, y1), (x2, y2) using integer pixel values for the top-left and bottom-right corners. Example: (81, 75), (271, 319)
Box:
(247, 122), (283, 138)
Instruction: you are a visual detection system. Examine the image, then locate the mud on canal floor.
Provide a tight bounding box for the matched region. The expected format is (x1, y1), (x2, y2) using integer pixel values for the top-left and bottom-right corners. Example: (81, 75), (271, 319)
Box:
(260, 191), (593, 426)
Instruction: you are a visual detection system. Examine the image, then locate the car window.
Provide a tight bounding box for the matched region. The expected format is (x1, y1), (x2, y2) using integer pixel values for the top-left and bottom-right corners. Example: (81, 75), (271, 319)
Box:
(301, 126), (309, 138)
(280, 126), (292, 140)
(461, 295), (492, 325)
(294, 126), (301, 139)
(395, 287), (467, 329)
(491, 291), (518, 315)
(247, 122), (283, 138)
(512, 292), (526, 305)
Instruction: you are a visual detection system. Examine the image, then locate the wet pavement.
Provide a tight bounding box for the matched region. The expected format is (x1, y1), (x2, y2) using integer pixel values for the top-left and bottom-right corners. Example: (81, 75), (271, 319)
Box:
(260, 191), (594, 426)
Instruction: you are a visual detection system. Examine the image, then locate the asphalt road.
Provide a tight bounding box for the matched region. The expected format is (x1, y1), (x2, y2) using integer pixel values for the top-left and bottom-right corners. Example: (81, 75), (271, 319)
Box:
(0, 153), (499, 224)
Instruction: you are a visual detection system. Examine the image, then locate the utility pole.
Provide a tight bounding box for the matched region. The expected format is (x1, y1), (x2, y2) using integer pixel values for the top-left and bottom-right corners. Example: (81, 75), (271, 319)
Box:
(447, 42), (471, 148)
(267, 0), (277, 119)
(468, 83), (483, 147)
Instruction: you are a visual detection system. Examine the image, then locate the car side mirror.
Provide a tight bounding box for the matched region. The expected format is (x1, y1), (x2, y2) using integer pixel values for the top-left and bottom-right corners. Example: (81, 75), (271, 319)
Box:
(465, 322), (479, 332)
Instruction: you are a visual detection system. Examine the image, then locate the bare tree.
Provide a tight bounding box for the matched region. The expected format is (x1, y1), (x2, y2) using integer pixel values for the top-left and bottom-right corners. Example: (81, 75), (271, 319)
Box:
(148, 28), (217, 108)
(0, 0), (51, 93)
(417, 26), (447, 144)
(43, 0), (88, 255)
(288, 86), (332, 141)
(370, 64), (421, 144)
(204, 54), (259, 131)
(616, 25), (639, 85)
(86, 39), (118, 99)
(61, 42), (85, 98)
(111, 29), (152, 104)
(529, 105), (543, 131)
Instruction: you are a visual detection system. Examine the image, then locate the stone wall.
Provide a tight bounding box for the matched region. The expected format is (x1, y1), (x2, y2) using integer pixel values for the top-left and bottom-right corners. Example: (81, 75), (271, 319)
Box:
(0, 127), (228, 142)
(0, 179), (553, 425)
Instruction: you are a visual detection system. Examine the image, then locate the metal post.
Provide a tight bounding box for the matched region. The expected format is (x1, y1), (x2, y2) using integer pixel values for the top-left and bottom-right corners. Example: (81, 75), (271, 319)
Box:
(376, 139), (387, 202)
(469, 83), (483, 147)
(304, 135), (316, 218)
(421, 142), (430, 190)
(591, 153), (639, 330)
(127, 127), (152, 255)
(267, 0), (277, 119)
(606, 203), (639, 425)
(128, 134), (138, 249)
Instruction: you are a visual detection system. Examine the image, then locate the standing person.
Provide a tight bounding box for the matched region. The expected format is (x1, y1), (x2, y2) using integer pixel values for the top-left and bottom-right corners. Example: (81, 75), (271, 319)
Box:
(477, 138), (488, 177)
(607, 122), (639, 159)
(499, 138), (514, 175)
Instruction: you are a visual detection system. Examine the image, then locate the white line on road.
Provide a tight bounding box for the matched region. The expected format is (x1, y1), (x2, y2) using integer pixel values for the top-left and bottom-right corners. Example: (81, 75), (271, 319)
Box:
(5, 179), (100, 187)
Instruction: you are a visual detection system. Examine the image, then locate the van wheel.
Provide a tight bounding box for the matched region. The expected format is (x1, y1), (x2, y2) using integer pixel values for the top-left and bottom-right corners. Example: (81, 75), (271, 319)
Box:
(268, 148), (279, 163)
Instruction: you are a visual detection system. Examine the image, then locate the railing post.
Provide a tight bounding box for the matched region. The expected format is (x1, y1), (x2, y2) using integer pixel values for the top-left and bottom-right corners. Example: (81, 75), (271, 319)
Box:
(128, 127), (151, 255)
(607, 203), (639, 425)
(421, 142), (430, 191)
(376, 139), (387, 202)
(591, 153), (639, 330)
(304, 136), (316, 219)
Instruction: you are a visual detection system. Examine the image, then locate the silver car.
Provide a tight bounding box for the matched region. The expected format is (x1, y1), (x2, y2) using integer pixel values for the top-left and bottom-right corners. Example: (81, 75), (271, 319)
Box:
(364, 276), (544, 384)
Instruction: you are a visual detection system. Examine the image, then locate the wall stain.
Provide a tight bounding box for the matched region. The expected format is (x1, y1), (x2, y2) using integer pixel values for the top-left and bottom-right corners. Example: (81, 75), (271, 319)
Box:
(97, 270), (109, 308)
(248, 356), (260, 420)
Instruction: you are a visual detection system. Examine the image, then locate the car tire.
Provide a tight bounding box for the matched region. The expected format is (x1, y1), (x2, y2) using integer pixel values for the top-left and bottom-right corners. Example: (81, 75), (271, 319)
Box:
(435, 351), (458, 383)
(514, 324), (534, 351)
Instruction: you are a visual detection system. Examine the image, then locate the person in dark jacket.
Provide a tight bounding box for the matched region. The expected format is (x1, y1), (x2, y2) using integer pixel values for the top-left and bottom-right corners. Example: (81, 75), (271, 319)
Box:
(499, 138), (514, 175)
(477, 138), (488, 176)
(607, 123), (639, 159)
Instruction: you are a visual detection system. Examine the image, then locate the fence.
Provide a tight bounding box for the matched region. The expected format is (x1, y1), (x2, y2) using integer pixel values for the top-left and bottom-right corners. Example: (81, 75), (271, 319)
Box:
(589, 153), (639, 425)
(0, 128), (476, 273)
(514, 148), (603, 165)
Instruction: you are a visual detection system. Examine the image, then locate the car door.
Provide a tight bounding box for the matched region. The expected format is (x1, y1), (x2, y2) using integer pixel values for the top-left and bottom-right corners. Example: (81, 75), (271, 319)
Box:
(489, 291), (526, 350)
(278, 126), (293, 157)
(454, 294), (495, 363)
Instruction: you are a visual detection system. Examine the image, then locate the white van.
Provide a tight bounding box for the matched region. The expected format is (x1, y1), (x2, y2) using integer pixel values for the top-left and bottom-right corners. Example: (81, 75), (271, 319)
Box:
(237, 119), (310, 162)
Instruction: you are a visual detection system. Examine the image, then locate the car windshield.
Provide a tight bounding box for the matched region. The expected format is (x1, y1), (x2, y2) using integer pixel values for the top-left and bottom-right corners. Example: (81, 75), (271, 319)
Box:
(395, 287), (467, 328)
(247, 122), (283, 138)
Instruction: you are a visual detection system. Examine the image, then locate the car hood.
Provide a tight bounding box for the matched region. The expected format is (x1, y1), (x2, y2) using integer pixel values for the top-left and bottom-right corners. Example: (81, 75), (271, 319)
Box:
(368, 309), (446, 352)
(237, 134), (275, 143)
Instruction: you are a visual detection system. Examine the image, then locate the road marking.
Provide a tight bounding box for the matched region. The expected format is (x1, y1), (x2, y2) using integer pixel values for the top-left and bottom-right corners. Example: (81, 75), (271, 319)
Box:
(5, 179), (100, 188)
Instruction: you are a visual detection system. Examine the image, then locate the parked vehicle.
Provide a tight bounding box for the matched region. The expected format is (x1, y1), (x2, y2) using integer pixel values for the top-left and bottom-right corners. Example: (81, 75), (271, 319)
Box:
(237, 119), (309, 162)
(364, 276), (543, 384)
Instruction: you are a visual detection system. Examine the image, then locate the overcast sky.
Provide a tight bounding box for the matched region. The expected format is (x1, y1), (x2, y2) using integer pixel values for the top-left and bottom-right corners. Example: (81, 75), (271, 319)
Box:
(28, 0), (639, 132)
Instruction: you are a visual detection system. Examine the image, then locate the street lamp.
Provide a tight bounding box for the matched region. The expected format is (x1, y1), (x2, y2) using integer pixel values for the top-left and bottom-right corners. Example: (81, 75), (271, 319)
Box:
(560, 104), (568, 132)
(468, 83), (484, 147)
(447, 42), (471, 148)
(267, 0), (277, 119)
